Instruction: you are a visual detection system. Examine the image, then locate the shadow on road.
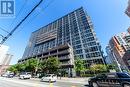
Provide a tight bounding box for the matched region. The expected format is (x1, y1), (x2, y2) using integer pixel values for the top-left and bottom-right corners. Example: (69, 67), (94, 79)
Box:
(84, 84), (90, 87)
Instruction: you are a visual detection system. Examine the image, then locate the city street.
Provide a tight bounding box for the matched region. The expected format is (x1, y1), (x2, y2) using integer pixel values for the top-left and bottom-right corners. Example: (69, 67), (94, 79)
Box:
(0, 77), (88, 87)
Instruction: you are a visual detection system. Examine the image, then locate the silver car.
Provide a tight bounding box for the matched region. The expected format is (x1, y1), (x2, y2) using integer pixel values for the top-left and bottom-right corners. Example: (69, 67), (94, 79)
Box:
(41, 74), (57, 82)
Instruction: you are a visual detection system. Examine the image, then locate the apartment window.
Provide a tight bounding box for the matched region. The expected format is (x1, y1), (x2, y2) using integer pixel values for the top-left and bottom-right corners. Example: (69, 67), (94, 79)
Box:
(86, 29), (91, 33)
(75, 36), (80, 40)
(86, 37), (95, 42)
(75, 49), (83, 54)
(89, 46), (98, 51)
(87, 42), (96, 46)
(79, 55), (84, 58)
(90, 52), (101, 57)
(74, 45), (82, 49)
(74, 40), (81, 45)
(86, 54), (90, 58)
(90, 53), (95, 57)
(82, 40), (86, 43)
(95, 52), (101, 56)
(74, 33), (79, 37)
(85, 49), (89, 53)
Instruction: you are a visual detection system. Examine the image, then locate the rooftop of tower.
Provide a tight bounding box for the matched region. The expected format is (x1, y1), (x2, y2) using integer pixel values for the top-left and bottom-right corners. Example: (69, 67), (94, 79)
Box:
(32, 7), (88, 34)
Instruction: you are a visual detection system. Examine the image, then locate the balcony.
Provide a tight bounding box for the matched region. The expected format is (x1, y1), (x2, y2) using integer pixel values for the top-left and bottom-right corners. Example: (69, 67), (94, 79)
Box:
(59, 56), (70, 60)
(58, 50), (70, 55)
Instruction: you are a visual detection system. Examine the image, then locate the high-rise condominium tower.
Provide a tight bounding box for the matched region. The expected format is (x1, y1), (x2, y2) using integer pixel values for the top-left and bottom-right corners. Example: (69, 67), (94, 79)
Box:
(19, 7), (104, 76)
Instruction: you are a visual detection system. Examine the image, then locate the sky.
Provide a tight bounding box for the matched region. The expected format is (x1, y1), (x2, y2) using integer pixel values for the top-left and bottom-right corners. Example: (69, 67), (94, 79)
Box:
(0, 0), (129, 64)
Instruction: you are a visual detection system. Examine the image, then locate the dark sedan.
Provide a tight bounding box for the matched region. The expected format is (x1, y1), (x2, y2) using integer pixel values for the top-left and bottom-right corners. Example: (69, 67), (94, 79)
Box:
(88, 72), (130, 87)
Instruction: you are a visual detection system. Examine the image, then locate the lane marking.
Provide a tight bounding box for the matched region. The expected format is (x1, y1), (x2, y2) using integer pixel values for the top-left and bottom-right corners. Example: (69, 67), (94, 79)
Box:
(71, 86), (76, 87)
(49, 83), (53, 87)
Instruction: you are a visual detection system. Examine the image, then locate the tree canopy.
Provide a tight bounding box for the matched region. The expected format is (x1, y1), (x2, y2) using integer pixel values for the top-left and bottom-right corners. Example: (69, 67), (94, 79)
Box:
(8, 57), (60, 75)
(39, 57), (60, 74)
(90, 64), (107, 74)
(75, 57), (85, 76)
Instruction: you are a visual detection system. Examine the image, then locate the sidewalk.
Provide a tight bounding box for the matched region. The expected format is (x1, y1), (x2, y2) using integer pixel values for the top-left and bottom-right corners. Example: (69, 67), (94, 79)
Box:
(31, 77), (90, 84)
(56, 77), (90, 84)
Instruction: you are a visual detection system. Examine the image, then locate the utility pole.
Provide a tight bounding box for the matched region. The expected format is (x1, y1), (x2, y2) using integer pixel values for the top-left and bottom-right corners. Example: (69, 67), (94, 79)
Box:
(0, 34), (4, 47)
(0, 0), (43, 45)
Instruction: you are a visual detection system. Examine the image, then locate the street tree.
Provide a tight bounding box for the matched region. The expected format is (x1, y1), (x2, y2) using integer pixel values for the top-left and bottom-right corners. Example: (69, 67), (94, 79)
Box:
(46, 57), (60, 74)
(107, 64), (116, 70)
(75, 57), (85, 76)
(38, 59), (47, 73)
(90, 64), (107, 74)
(25, 58), (38, 75)
(7, 64), (18, 74)
(15, 63), (26, 73)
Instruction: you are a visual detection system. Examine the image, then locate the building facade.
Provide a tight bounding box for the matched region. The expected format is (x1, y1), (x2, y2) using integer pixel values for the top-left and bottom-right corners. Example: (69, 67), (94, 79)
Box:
(105, 46), (113, 64)
(19, 44), (75, 76)
(121, 28), (130, 69)
(19, 7), (104, 75)
(0, 54), (13, 75)
(2, 54), (13, 65)
(125, 0), (130, 17)
(106, 36), (127, 71)
(122, 50), (130, 69)
(106, 30), (130, 71)
(0, 45), (13, 75)
(0, 45), (9, 65)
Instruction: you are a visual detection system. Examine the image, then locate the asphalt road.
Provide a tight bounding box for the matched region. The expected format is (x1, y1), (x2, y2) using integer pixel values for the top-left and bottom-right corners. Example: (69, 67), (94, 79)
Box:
(0, 77), (89, 87)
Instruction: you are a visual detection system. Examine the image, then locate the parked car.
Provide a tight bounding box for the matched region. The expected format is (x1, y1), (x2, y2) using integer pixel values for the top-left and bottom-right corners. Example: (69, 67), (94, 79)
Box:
(41, 74), (57, 82)
(7, 73), (14, 78)
(19, 72), (31, 79)
(88, 72), (130, 87)
(1, 73), (8, 77)
(1, 73), (14, 78)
